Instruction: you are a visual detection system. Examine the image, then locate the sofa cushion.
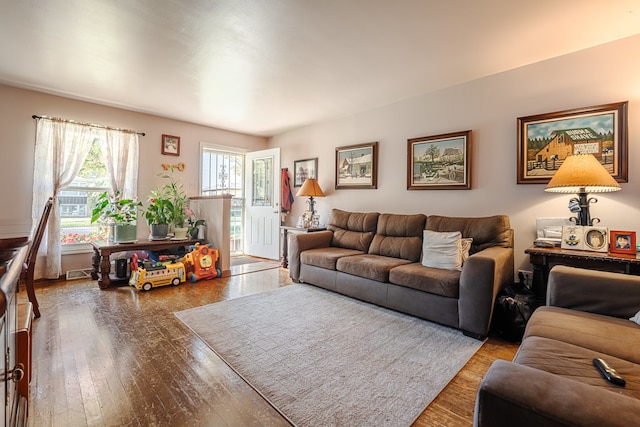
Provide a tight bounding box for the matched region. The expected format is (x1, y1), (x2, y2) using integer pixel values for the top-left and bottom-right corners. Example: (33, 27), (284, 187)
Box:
(300, 247), (365, 271)
(426, 214), (512, 253)
(514, 335), (640, 399)
(368, 213), (426, 262)
(336, 254), (412, 283)
(632, 310), (640, 325)
(525, 306), (640, 364)
(327, 209), (379, 251)
(421, 230), (468, 270)
(389, 263), (461, 298)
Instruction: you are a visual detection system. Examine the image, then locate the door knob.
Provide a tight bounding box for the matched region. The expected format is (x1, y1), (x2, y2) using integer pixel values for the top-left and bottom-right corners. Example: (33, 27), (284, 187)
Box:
(4, 363), (24, 383)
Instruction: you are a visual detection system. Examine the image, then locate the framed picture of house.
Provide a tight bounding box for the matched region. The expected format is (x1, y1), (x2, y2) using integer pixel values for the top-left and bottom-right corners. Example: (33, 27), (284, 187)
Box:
(609, 230), (636, 256)
(517, 102), (628, 184)
(335, 142), (378, 189)
(161, 134), (180, 156)
(407, 130), (472, 190)
(293, 158), (318, 187)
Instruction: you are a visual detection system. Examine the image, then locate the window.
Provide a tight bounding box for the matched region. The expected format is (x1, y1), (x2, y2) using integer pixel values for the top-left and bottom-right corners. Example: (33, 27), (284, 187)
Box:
(60, 138), (111, 246)
(201, 146), (244, 255)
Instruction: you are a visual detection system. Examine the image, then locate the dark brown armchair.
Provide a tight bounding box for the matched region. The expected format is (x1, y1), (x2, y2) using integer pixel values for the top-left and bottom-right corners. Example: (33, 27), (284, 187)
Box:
(20, 197), (53, 318)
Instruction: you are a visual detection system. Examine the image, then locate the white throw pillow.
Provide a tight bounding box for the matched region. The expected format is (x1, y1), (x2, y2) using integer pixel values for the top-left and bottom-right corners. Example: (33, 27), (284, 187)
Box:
(422, 230), (464, 270)
(630, 310), (640, 325)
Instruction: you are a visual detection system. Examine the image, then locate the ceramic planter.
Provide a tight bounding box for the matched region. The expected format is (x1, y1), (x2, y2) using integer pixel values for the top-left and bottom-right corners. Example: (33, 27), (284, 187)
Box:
(113, 224), (137, 242)
(174, 227), (188, 239)
(150, 223), (169, 239)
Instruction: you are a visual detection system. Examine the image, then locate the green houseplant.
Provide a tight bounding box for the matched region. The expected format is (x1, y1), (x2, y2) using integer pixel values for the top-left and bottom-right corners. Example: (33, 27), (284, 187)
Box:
(144, 167), (189, 239)
(91, 190), (143, 242)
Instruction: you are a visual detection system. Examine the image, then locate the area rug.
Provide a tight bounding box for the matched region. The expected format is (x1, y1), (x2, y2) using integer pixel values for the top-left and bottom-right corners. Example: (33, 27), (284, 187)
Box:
(175, 284), (484, 426)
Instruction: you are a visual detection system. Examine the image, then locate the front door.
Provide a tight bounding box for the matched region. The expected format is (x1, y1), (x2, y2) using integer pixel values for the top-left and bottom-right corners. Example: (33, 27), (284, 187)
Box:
(244, 148), (280, 259)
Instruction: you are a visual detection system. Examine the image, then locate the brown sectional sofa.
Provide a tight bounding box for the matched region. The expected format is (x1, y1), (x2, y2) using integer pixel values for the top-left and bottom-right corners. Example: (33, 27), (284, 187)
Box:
(288, 209), (514, 339)
(475, 265), (640, 426)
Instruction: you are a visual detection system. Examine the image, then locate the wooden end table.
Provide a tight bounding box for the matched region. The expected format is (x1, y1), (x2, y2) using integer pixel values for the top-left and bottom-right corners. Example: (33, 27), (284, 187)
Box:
(525, 246), (640, 305)
(91, 238), (202, 289)
(280, 226), (327, 268)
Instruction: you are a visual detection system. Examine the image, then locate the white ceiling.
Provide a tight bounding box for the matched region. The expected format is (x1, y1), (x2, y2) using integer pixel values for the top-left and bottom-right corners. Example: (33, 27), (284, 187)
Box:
(1, 1), (640, 136)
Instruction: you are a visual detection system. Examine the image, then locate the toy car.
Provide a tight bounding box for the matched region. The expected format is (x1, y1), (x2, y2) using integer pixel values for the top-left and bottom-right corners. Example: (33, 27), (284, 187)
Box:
(129, 253), (186, 291)
(182, 243), (222, 282)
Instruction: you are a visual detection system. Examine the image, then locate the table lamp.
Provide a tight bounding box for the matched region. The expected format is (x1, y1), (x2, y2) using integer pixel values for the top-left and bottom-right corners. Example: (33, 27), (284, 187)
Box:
(296, 178), (325, 214)
(544, 153), (620, 226)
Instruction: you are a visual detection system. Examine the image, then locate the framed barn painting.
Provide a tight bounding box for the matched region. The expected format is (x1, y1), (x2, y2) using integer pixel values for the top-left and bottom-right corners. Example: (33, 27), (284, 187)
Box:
(517, 102), (628, 184)
(407, 130), (471, 190)
(335, 142), (378, 189)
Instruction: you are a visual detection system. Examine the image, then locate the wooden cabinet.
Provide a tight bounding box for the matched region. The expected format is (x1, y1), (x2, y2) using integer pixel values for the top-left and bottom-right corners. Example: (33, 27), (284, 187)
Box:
(0, 246), (28, 426)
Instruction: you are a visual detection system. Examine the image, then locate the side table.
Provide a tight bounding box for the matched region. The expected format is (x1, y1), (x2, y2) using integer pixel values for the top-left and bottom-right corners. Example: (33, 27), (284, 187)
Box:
(280, 226), (327, 268)
(525, 246), (640, 305)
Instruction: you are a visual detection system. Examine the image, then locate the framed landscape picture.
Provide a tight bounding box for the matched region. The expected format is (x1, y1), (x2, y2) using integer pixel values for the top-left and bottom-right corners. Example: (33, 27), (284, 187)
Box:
(517, 102), (628, 184)
(335, 142), (378, 189)
(407, 130), (471, 190)
(293, 158), (318, 187)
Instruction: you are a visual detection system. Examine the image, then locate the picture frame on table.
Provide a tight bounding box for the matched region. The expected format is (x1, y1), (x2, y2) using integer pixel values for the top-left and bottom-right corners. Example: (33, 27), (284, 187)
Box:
(293, 158), (318, 187)
(583, 227), (608, 253)
(407, 130), (471, 190)
(161, 134), (180, 156)
(335, 142), (378, 189)
(561, 225), (584, 250)
(609, 230), (636, 255)
(517, 102), (628, 184)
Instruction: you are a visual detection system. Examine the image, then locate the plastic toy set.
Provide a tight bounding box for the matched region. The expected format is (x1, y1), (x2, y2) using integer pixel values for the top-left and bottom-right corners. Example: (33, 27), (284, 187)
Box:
(128, 243), (222, 291)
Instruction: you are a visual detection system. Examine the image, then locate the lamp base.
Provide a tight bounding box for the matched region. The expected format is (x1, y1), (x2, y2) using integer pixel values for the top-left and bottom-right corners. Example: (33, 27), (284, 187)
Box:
(569, 192), (599, 226)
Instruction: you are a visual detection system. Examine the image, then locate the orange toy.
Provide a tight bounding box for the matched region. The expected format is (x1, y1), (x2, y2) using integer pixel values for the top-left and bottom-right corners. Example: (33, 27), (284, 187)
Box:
(182, 243), (221, 282)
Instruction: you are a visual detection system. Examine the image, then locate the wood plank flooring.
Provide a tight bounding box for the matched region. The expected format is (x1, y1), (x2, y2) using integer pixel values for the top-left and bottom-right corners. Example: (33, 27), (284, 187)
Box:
(23, 266), (518, 426)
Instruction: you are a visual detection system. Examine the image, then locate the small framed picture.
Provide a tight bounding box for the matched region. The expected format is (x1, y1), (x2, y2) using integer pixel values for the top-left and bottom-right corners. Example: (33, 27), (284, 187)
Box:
(561, 225), (584, 250)
(609, 230), (636, 255)
(583, 227), (608, 252)
(293, 158), (318, 187)
(162, 134), (180, 156)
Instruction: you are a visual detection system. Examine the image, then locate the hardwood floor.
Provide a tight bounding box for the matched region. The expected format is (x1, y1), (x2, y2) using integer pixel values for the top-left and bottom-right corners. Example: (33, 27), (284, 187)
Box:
(23, 267), (518, 426)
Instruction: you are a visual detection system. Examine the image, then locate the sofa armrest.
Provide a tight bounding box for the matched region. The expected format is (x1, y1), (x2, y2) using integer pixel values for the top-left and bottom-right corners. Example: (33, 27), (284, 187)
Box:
(459, 246), (514, 338)
(287, 230), (333, 281)
(547, 265), (640, 319)
(475, 360), (640, 427)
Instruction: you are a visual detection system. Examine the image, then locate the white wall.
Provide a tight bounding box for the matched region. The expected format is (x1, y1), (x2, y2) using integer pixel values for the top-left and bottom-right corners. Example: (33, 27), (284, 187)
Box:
(0, 85), (268, 272)
(271, 34), (640, 272)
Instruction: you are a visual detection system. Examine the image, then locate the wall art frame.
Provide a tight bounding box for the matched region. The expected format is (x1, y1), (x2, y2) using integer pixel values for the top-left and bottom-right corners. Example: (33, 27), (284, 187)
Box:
(335, 141), (378, 189)
(161, 134), (180, 156)
(517, 101), (628, 184)
(609, 230), (636, 255)
(293, 157), (318, 187)
(407, 130), (471, 190)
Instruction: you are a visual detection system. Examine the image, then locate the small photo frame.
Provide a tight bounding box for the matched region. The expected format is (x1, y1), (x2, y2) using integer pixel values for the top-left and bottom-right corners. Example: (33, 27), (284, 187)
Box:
(335, 141), (378, 189)
(162, 134), (180, 156)
(609, 230), (636, 255)
(293, 158), (318, 187)
(584, 227), (608, 253)
(561, 225), (584, 250)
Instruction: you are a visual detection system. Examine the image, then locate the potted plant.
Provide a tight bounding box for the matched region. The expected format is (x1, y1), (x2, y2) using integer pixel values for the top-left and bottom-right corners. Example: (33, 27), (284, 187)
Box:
(185, 207), (205, 239)
(144, 167), (189, 239)
(143, 189), (173, 239)
(91, 190), (142, 242)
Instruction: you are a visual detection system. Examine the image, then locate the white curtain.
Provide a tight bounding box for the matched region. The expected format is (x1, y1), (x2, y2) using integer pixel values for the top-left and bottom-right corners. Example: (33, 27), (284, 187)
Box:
(33, 119), (96, 279)
(102, 129), (139, 199)
(32, 119), (140, 279)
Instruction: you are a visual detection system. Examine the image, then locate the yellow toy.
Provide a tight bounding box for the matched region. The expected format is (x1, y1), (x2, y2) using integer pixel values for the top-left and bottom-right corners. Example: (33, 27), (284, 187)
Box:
(129, 253), (186, 291)
(182, 243), (222, 282)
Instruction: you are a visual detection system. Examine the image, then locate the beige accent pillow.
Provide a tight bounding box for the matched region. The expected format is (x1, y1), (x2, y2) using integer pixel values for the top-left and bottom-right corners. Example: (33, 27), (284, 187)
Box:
(422, 230), (464, 270)
(461, 237), (473, 264)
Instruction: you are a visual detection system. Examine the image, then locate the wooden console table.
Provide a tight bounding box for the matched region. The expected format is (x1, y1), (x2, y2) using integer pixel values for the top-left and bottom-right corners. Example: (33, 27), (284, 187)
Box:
(91, 238), (202, 289)
(525, 246), (640, 305)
